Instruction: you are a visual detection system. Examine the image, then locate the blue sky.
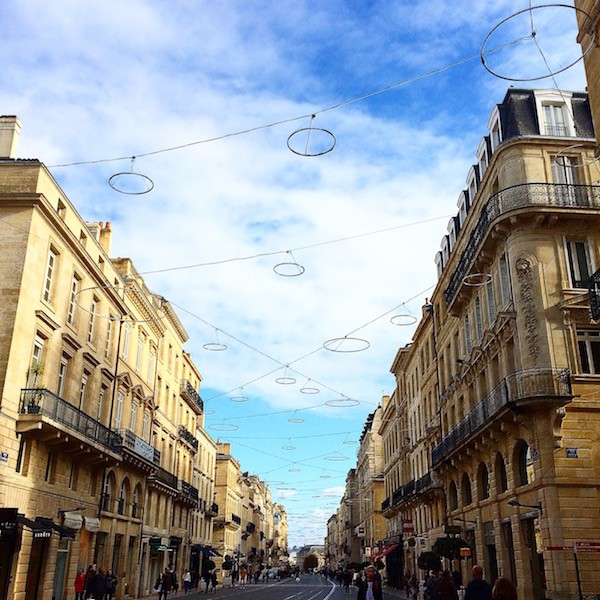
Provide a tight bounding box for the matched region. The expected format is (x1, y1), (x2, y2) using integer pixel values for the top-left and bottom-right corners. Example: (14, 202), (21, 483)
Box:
(0, 0), (588, 546)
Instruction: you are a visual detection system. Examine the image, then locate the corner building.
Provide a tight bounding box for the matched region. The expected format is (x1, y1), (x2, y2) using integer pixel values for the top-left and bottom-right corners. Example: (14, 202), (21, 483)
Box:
(0, 123), (216, 600)
(383, 88), (600, 600)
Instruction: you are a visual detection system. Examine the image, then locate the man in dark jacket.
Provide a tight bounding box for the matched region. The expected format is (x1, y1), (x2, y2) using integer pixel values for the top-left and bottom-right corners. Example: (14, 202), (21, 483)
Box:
(464, 565), (492, 600)
(88, 567), (107, 600)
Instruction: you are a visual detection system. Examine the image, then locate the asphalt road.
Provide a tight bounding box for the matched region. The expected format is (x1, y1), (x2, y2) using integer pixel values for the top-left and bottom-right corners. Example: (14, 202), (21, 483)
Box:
(174, 573), (403, 600)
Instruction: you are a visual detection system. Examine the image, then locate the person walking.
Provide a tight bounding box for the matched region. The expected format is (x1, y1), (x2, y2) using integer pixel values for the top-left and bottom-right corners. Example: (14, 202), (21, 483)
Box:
(84, 564), (96, 599)
(364, 565), (383, 600)
(437, 570), (459, 600)
(239, 565), (248, 589)
(104, 569), (117, 600)
(464, 566), (492, 600)
(492, 578), (517, 600)
(88, 567), (108, 600)
(157, 567), (173, 600)
(210, 570), (218, 593)
(424, 570), (440, 600)
(74, 568), (86, 600)
(183, 569), (192, 594)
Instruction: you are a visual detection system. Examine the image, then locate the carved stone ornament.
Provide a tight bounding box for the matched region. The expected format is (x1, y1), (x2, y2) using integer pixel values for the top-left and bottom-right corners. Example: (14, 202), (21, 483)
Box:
(515, 258), (541, 361)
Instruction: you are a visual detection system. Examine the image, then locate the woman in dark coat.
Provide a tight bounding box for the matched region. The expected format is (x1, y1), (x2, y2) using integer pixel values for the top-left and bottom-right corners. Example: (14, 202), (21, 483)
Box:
(88, 567), (108, 600)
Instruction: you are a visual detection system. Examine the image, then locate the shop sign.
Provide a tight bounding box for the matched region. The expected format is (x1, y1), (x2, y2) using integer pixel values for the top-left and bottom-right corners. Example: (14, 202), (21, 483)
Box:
(402, 519), (414, 532)
(0, 508), (17, 542)
(566, 448), (578, 458)
(575, 541), (600, 553)
(0, 451), (8, 463)
(460, 547), (471, 557)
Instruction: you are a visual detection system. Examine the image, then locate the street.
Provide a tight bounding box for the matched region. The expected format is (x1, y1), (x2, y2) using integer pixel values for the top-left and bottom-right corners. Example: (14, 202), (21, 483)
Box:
(173, 573), (405, 600)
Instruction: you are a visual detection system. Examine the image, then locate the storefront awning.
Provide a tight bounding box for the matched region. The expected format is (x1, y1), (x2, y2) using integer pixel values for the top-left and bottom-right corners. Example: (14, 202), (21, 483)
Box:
(17, 516), (52, 539)
(206, 547), (222, 557)
(62, 512), (83, 531)
(83, 516), (100, 533)
(373, 543), (399, 560)
(36, 518), (76, 541)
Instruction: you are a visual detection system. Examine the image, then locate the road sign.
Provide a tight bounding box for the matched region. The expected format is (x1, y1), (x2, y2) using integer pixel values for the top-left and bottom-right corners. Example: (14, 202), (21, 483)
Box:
(575, 541), (600, 553)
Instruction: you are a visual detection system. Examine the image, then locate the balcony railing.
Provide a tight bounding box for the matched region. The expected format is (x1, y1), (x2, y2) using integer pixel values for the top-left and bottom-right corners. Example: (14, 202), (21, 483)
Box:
(445, 183), (600, 307)
(178, 479), (199, 504)
(178, 424), (199, 451)
(206, 502), (219, 517)
(246, 522), (256, 533)
(381, 497), (390, 511)
(231, 514), (241, 525)
(432, 368), (571, 464)
(19, 388), (122, 452)
(119, 429), (160, 465)
(151, 466), (178, 490)
(392, 488), (402, 505)
(180, 379), (204, 413)
(545, 125), (568, 136)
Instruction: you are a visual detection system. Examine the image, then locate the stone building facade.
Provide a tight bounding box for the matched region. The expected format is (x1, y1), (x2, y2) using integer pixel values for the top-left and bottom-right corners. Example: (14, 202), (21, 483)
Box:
(0, 125), (218, 600)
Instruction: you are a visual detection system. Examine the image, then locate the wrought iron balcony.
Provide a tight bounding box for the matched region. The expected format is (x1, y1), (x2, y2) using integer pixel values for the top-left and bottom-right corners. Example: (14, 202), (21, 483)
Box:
(206, 502), (219, 517)
(149, 466), (178, 491)
(180, 379), (204, 414)
(432, 368), (572, 465)
(119, 429), (160, 467)
(177, 479), (199, 505)
(381, 497), (390, 511)
(231, 514), (242, 525)
(246, 522), (256, 534)
(392, 488), (402, 505)
(178, 424), (199, 451)
(445, 183), (600, 308)
(18, 388), (122, 461)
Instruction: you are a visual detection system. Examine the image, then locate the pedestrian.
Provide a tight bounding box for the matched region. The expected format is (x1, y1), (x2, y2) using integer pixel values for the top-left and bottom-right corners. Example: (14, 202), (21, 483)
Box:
(357, 569), (368, 600)
(183, 569), (192, 594)
(104, 569), (117, 600)
(202, 570), (211, 593)
(84, 564), (96, 599)
(437, 570), (459, 600)
(88, 567), (107, 600)
(240, 565), (247, 589)
(365, 565), (383, 600)
(157, 567), (173, 600)
(424, 569), (440, 600)
(464, 566), (492, 600)
(492, 578), (517, 600)
(210, 570), (218, 592)
(74, 568), (86, 600)
(344, 570), (353, 595)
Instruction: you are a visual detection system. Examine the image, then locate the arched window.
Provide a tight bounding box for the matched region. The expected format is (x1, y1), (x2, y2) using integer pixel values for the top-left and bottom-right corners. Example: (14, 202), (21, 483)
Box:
(477, 462), (490, 500)
(132, 484), (142, 518)
(514, 440), (535, 487)
(448, 481), (458, 511)
(461, 473), (472, 506)
(102, 471), (115, 512)
(118, 478), (129, 515)
(495, 452), (508, 493)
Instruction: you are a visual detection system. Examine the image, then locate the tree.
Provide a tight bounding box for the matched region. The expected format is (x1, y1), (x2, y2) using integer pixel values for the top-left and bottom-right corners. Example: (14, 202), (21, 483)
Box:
(417, 551), (442, 572)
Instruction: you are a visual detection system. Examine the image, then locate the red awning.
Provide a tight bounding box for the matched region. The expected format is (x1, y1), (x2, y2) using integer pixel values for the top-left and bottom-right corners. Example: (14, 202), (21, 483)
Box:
(373, 543), (399, 560)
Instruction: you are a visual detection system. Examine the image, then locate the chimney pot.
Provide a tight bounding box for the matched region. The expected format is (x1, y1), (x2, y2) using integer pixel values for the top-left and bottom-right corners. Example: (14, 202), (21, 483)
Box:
(0, 116), (22, 158)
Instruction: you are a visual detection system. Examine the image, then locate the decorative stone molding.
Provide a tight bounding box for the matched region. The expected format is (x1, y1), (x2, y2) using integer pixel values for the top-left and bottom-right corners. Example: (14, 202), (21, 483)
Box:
(516, 258), (542, 362)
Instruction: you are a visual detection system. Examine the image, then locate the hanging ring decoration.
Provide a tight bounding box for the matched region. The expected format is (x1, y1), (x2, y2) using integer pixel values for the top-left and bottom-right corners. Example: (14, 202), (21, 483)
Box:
(230, 390), (249, 403)
(553, 144), (600, 170)
(288, 411), (305, 423)
(343, 439), (358, 445)
(320, 472), (332, 479)
(266, 480), (285, 486)
(288, 467), (301, 472)
(204, 409), (216, 415)
(300, 378), (320, 395)
(463, 273), (493, 287)
(323, 336), (370, 353)
(276, 366), (297, 385)
(109, 157), (155, 195)
(282, 439), (296, 451)
(287, 114), (337, 157)
(390, 314), (418, 326)
(480, 4), (595, 82)
(325, 398), (360, 408)
(203, 328), (228, 351)
(324, 454), (348, 462)
(273, 250), (305, 277)
(208, 422), (240, 432)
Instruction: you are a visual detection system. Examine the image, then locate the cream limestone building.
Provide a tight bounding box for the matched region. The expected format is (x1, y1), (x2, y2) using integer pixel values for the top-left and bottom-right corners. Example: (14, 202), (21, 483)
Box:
(378, 87), (600, 600)
(0, 122), (218, 600)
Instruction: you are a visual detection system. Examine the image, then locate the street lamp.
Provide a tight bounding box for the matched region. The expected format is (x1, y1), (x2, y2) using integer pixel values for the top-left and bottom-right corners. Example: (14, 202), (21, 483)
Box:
(508, 499), (542, 514)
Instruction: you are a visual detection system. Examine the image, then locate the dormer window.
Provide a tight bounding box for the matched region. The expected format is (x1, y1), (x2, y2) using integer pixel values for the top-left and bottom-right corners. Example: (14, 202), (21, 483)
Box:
(467, 166), (478, 205)
(447, 218), (457, 252)
(487, 106), (502, 153)
(477, 137), (490, 179)
(435, 251), (443, 278)
(441, 235), (450, 265)
(457, 192), (469, 227)
(534, 90), (575, 138)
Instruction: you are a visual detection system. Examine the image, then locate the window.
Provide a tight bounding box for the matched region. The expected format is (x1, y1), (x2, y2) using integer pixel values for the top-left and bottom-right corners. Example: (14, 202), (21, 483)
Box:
(464, 314), (472, 355)
(461, 473), (472, 506)
(28, 337), (45, 387)
(577, 329), (600, 374)
(477, 462), (490, 500)
(136, 333), (145, 373)
(495, 453), (508, 493)
(132, 486), (141, 518)
(566, 239), (592, 288)
(88, 297), (98, 343)
(544, 103), (567, 136)
(115, 391), (124, 430)
(45, 451), (56, 483)
(57, 357), (68, 397)
(552, 155), (578, 185)
(79, 374), (88, 409)
(515, 440), (535, 486)
(499, 254), (512, 305)
(487, 280), (496, 324)
(475, 297), (483, 342)
(130, 402), (138, 431)
(102, 475), (112, 511)
(490, 116), (502, 152)
(147, 348), (155, 383)
(448, 481), (458, 511)
(122, 322), (131, 359)
(42, 247), (57, 302)
(67, 274), (79, 325)
(118, 480), (127, 515)
(105, 316), (114, 359)
(98, 385), (106, 421)
(142, 411), (149, 441)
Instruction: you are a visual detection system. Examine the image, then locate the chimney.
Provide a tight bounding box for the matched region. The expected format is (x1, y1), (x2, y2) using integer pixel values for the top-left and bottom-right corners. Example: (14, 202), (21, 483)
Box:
(0, 116), (22, 158)
(99, 221), (112, 255)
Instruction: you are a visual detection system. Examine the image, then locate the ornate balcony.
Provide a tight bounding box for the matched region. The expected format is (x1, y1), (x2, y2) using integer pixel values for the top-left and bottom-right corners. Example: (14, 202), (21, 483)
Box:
(246, 522), (256, 534)
(432, 368), (572, 465)
(178, 424), (199, 451)
(180, 379), (204, 414)
(119, 429), (160, 472)
(149, 466), (178, 492)
(381, 497), (390, 511)
(17, 389), (122, 464)
(206, 502), (219, 517)
(445, 183), (600, 309)
(231, 514), (242, 526)
(177, 479), (199, 506)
